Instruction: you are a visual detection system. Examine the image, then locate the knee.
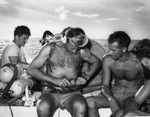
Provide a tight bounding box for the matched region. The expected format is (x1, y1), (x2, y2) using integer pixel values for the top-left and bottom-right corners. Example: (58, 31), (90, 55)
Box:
(114, 109), (124, 117)
(73, 100), (87, 112)
(37, 99), (51, 112)
(86, 97), (96, 108)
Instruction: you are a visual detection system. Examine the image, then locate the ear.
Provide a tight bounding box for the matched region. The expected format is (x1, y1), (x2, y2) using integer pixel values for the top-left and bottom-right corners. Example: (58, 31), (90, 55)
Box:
(141, 58), (150, 67)
(122, 47), (127, 53)
(14, 35), (19, 40)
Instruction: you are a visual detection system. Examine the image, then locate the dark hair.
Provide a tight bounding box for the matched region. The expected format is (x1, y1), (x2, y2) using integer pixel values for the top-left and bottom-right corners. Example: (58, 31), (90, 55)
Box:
(132, 39), (150, 59)
(66, 27), (85, 43)
(42, 30), (54, 39)
(61, 27), (72, 37)
(108, 31), (131, 48)
(14, 25), (31, 37)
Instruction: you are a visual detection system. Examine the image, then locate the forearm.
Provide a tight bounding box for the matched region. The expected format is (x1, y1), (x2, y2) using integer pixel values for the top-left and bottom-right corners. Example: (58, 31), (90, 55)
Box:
(134, 80), (150, 105)
(18, 61), (29, 69)
(27, 68), (56, 85)
(102, 70), (111, 86)
(84, 60), (101, 81)
(101, 55), (113, 86)
(107, 96), (120, 115)
(102, 74), (111, 86)
(101, 85), (120, 114)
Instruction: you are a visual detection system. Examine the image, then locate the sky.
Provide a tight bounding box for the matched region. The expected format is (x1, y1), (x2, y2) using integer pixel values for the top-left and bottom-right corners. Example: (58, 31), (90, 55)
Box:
(0, 0), (150, 40)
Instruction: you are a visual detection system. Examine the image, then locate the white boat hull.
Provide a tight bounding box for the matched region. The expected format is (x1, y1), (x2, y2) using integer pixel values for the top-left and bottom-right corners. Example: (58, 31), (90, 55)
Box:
(0, 106), (111, 117)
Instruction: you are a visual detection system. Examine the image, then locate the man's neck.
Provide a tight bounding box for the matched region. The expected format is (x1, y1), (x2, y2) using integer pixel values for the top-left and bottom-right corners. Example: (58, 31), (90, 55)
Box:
(65, 43), (78, 54)
(13, 40), (21, 48)
(119, 51), (133, 62)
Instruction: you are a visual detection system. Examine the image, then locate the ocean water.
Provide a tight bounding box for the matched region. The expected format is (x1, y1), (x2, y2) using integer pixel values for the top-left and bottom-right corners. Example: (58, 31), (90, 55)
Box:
(0, 38), (138, 63)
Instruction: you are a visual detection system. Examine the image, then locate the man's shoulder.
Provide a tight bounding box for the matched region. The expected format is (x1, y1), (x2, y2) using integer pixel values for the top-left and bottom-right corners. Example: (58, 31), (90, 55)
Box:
(80, 48), (90, 56)
(46, 41), (64, 47)
(41, 41), (64, 53)
(5, 42), (18, 51)
(103, 54), (113, 60)
(102, 54), (114, 65)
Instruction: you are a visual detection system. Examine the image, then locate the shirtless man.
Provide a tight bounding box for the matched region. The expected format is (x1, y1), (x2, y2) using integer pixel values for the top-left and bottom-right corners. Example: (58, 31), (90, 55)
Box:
(86, 31), (144, 117)
(27, 27), (101, 117)
(114, 39), (150, 117)
(61, 27), (105, 91)
(0, 25), (32, 97)
(1, 25), (31, 69)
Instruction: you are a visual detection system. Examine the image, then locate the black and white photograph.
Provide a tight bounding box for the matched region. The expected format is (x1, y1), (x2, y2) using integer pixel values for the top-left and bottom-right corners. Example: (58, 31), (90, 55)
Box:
(0, 0), (150, 117)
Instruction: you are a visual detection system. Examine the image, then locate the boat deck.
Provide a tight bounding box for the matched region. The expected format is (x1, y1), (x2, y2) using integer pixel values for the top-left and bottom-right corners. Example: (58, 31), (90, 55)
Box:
(0, 106), (111, 117)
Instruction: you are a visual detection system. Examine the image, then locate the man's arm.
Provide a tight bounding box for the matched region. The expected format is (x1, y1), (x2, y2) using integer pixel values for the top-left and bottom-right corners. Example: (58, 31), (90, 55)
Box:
(124, 80), (150, 112)
(9, 56), (29, 69)
(81, 49), (101, 81)
(27, 45), (70, 87)
(133, 80), (150, 105)
(4, 45), (29, 69)
(101, 85), (120, 115)
(122, 80), (150, 116)
(102, 55), (113, 86)
(101, 56), (120, 115)
(27, 45), (56, 83)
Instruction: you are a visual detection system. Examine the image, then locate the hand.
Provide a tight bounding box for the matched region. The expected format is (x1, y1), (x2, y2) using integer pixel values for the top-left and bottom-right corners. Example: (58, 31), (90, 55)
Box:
(75, 77), (87, 85)
(101, 85), (112, 99)
(55, 78), (70, 88)
(70, 80), (76, 86)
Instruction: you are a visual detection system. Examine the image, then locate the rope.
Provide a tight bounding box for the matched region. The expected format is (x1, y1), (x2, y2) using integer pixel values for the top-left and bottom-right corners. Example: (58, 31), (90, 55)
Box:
(58, 108), (61, 117)
(9, 106), (14, 117)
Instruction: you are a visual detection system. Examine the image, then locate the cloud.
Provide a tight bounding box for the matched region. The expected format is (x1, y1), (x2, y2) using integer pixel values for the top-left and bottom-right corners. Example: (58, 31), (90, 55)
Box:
(54, 6), (69, 20)
(55, 6), (65, 13)
(0, 0), (8, 5)
(104, 18), (118, 21)
(73, 12), (99, 18)
(104, 17), (132, 26)
(1, 0), (150, 39)
(135, 6), (149, 12)
(0, 2), (19, 18)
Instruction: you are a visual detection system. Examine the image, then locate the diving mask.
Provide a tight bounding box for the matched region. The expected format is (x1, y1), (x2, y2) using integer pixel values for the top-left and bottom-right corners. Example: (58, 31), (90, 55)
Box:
(69, 34), (89, 48)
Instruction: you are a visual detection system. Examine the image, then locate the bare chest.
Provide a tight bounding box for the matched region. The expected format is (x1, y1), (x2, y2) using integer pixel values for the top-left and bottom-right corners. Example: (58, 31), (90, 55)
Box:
(47, 47), (82, 79)
(50, 47), (81, 67)
(111, 60), (141, 80)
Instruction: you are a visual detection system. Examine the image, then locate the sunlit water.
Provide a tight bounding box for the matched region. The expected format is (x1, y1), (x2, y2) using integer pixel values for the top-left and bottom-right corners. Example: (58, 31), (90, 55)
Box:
(0, 38), (138, 63)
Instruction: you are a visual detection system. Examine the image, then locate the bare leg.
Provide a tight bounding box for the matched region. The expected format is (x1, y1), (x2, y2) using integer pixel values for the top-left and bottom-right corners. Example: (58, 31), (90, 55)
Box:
(86, 95), (110, 117)
(113, 109), (124, 117)
(123, 110), (150, 117)
(36, 93), (59, 117)
(65, 93), (88, 117)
